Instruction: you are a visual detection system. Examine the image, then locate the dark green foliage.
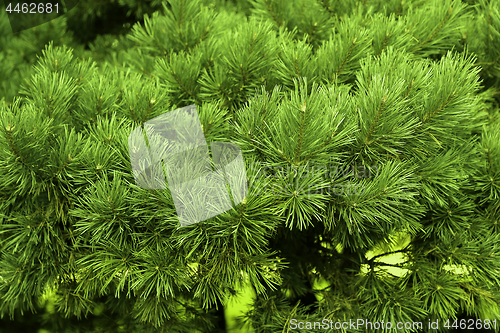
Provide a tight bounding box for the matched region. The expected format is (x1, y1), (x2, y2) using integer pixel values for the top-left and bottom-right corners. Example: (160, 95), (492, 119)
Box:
(1, 0), (500, 332)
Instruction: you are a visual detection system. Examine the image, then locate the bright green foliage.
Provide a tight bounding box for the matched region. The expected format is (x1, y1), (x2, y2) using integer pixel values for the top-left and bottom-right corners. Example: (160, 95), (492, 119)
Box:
(1, 0), (500, 332)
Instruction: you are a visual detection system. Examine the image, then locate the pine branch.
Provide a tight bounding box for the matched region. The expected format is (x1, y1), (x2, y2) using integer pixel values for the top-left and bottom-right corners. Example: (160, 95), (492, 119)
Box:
(367, 244), (411, 265)
(332, 37), (357, 83)
(293, 102), (307, 164)
(422, 90), (455, 123)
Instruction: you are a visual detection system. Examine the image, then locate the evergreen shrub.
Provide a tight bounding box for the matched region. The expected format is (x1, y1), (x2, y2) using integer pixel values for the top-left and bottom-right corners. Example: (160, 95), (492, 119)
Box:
(1, 0), (500, 332)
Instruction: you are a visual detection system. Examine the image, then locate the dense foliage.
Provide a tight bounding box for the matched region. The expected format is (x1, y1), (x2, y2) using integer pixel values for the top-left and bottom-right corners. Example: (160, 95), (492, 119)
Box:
(1, 0), (500, 332)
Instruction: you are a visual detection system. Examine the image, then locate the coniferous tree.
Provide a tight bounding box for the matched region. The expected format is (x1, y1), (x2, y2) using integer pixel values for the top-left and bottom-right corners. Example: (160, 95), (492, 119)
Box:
(1, 0), (500, 332)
